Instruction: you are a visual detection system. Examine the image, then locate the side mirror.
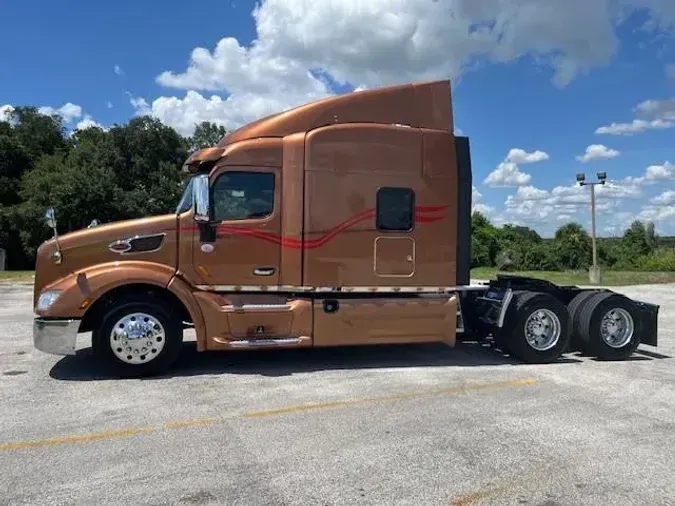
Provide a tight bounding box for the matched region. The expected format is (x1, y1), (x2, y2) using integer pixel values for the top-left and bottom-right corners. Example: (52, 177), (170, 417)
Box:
(44, 207), (57, 231)
(193, 174), (211, 223)
(44, 207), (63, 263)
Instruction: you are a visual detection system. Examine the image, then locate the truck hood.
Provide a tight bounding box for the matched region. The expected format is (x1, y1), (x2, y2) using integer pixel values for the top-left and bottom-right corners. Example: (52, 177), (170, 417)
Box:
(34, 213), (179, 304)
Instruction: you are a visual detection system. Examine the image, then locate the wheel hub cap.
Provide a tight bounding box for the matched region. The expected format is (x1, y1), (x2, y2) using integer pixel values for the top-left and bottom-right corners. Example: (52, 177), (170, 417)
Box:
(525, 309), (561, 351)
(110, 312), (166, 364)
(600, 308), (634, 349)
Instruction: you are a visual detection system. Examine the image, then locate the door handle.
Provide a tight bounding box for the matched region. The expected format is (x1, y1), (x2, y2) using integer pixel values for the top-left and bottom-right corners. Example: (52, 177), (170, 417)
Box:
(254, 267), (276, 276)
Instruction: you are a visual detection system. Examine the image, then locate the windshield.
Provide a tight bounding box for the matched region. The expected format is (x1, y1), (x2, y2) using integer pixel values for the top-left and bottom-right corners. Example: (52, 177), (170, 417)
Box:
(175, 176), (195, 214)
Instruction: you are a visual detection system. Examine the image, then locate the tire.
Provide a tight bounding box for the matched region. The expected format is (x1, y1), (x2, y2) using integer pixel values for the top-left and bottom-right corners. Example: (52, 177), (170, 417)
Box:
(566, 290), (600, 352)
(499, 291), (571, 364)
(92, 295), (184, 378)
(577, 291), (641, 360)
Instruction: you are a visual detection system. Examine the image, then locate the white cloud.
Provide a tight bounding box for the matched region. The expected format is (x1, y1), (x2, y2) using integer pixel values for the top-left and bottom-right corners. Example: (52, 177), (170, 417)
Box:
(514, 185), (549, 200)
(596, 93), (675, 135)
(645, 161), (674, 181)
(141, 0), (675, 135)
(471, 185), (495, 216)
(505, 148), (550, 164)
(127, 93), (151, 116)
(636, 205), (675, 223)
(107, 101), (113, 109)
(0, 104), (14, 122)
(114, 65), (124, 76)
(484, 161), (532, 187)
(635, 97), (675, 121)
(129, 88), (333, 137)
(576, 144), (620, 162)
(37, 102), (83, 124)
(624, 161), (675, 185)
(75, 115), (106, 131)
(500, 178), (643, 225)
(472, 185), (482, 202)
(595, 118), (673, 135)
(483, 148), (549, 187)
(652, 190), (675, 205)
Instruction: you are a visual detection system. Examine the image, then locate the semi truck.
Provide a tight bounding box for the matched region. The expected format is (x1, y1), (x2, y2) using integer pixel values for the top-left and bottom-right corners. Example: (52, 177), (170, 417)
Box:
(32, 79), (660, 378)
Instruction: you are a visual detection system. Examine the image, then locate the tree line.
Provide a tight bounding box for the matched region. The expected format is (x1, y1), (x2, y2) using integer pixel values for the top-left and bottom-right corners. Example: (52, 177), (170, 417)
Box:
(1, 106), (673, 272)
(472, 211), (675, 272)
(0, 107), (225, 269)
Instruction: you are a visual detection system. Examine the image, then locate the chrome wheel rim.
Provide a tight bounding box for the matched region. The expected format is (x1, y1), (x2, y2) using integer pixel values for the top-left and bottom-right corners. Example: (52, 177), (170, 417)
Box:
(109, 312), (165, 364)
(524, 308), (561, 351)
(600, 308), (634, 349)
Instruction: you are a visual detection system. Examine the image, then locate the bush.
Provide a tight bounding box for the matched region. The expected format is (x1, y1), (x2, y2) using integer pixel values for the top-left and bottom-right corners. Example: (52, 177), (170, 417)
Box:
(634, 250), (675, 271)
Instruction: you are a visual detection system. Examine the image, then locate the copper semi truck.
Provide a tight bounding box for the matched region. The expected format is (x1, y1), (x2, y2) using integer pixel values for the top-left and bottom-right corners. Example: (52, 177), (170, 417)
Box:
(32, 79), (660, 377)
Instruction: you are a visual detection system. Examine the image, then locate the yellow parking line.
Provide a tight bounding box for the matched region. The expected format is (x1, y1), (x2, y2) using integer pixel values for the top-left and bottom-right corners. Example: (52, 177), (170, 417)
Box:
(244, 377), (539, 418)
(0, 418), (217, 452)
(451, 484), (508, 506)
(0, 378), (538, 452)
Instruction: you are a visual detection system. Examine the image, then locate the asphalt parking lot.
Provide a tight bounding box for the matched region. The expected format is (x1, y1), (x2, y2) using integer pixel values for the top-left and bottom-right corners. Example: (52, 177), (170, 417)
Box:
(1, 283), (675, 506)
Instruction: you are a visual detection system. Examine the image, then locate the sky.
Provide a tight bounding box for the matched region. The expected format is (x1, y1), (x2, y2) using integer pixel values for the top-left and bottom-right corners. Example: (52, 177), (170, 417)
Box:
(1, 0), (674, 238)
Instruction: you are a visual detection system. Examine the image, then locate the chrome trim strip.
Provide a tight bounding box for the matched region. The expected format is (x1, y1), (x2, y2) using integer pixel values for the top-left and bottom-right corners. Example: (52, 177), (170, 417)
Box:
(33, 318), (80, 356)
(222, 304), (291, 311)
(195, 284), (488, 293)
(229, 338), (301, 347)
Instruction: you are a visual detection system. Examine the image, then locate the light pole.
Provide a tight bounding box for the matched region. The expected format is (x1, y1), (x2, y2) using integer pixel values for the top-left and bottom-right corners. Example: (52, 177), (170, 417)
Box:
(576, 171), (607, 284)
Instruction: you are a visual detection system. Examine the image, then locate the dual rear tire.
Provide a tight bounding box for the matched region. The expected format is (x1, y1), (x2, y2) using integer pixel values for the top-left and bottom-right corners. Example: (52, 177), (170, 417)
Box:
(569, 290), (641, 360)
(499, 289), (641, 363)
(499, 291), (571, 363)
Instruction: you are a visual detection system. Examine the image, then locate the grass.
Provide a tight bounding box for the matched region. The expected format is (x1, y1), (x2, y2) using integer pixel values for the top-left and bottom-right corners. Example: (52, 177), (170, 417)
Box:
(471, 267), (675, 286)
(0, 270), (35, 283)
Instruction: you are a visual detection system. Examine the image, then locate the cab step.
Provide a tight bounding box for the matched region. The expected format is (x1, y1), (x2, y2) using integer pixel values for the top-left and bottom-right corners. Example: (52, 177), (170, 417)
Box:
(226, 336), (312, 348)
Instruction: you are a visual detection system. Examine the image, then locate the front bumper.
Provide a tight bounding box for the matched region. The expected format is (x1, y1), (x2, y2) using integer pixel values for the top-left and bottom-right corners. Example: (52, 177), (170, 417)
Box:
(33, 318), (80, 355)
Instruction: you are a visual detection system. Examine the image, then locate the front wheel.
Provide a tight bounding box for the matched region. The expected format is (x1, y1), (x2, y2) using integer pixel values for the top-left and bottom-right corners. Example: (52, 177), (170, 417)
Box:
(92, 296), (183, 378)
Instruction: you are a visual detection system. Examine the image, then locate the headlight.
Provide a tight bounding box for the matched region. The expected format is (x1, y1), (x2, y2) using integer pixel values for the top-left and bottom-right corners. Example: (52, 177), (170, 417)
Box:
(36, 290), (62, 312)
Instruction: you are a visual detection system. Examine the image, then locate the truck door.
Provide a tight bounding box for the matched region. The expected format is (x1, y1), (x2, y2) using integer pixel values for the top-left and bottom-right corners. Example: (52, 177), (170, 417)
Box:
(193, 167), (281, 288)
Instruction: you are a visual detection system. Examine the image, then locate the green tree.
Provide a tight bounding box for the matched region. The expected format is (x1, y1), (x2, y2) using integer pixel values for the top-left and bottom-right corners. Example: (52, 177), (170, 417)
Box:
(551, 222), (592, 270)
(187, 121), (227, 151)
(471, 211), (500, 267)
(521, 242), (559, 270)
(16, 116), (190, 260)
(622, 220), (655, 257)
(6, 106), (67, 161)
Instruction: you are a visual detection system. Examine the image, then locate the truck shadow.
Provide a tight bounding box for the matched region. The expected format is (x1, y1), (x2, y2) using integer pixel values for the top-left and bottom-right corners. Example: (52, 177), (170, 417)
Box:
(49, 341), (586, 381)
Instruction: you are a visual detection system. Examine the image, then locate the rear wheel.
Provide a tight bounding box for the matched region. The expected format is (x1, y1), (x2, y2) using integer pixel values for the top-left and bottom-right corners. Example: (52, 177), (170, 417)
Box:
(500, 291), (571, 363)
(577, 291), (641, 360)
(566, 290), (600, 352)
(92, 295), (183, 378)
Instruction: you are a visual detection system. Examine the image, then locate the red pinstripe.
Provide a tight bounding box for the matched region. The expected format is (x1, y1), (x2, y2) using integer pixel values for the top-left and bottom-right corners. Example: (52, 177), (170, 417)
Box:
(186, 205), (448, 250)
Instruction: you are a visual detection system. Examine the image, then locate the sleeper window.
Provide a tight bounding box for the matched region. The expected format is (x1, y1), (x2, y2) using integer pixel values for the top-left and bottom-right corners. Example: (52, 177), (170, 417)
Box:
(212, 171), (275, 221)
(376, 187), (415, 231)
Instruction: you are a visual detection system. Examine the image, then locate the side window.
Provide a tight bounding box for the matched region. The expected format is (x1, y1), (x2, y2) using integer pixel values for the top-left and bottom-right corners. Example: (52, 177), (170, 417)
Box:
(212, 171), (275, 221)
(376, 187), (415, 232)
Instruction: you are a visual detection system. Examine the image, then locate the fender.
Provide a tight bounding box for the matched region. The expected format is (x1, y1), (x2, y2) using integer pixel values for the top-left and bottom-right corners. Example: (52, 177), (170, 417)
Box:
(36, 261), (206, 349)
(167, 272), (207, 351)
